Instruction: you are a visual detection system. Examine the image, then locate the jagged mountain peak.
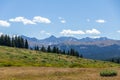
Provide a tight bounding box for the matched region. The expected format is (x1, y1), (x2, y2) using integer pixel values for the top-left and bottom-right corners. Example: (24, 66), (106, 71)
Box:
(48, 35), (57, 39)
(80, 37), (109, 42)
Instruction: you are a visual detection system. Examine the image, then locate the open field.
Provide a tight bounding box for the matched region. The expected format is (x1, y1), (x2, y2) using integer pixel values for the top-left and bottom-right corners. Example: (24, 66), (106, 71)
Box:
(0, 67), (120, 80)
(0, 46), (120, 80)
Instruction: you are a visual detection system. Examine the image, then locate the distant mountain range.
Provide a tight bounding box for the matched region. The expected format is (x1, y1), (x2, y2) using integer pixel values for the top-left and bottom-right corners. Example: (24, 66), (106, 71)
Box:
(21, 35), (120, 60)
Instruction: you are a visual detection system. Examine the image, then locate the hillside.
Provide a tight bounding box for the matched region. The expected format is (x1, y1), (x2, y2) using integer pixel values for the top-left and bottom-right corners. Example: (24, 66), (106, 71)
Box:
(0, 46), (119, 68)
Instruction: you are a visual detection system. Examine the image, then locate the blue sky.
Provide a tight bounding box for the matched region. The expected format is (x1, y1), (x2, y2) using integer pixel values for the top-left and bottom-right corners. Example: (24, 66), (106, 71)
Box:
(0, 0), (120, 39)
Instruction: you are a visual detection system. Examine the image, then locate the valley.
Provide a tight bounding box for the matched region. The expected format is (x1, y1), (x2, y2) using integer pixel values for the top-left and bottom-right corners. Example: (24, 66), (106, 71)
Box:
(22, 35), (120, 60)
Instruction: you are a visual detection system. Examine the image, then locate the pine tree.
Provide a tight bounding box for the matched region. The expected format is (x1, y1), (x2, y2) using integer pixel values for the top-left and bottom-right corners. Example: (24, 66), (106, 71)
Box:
(0, 34), (29, 49)
(75, 51), (79, 57)
(70, 48), (75, 56)
(25, 39), (28, 49)
(52, 46), (57, 53)
(5, 35), (11, 46)
(47, 45), (51, 52)
(79, 54), (83, 58)
(11, 37), (15, 47)
(21, 37), (25, 48)
(56, 47), (59, 54)
(62, 49), (66, 54)
(34, 45), (39, 50)
(0, 35), (4, 45)
(14, 36), (18, 47)
(41, 45), (46, 52)
(67, 50), (70, 55)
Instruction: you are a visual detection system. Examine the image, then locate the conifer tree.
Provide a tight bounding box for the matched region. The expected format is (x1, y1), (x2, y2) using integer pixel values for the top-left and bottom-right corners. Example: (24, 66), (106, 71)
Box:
(41, 45), (46, 52)
(25, 39), (28, 49)
(0, 34), (29, 49)
(56, 47), (60, 54)
(34, 45), (39, 50)
(52, 46), (57, 53)
(47, 45), (51, 52)
(62, 49), (65, 54)
(11, 37), (15, 47)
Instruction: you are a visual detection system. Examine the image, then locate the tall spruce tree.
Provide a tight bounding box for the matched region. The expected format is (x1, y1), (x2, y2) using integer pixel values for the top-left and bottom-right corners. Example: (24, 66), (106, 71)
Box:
(47, 45), (51, 52)
(25, 39), (28, 49)
(52, 46), (57, 53)
(56, 47), (60, 54)
(0, 34), (29, 49)
(34, 45), (39, 50)
(62, 49), (65, 54)
(40, 45), (46, 52)
(11, 37), (15, 47)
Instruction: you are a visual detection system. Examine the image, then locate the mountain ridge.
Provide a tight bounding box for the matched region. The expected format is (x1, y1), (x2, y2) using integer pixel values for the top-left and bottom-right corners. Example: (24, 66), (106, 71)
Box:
(21, 35), (120, 47)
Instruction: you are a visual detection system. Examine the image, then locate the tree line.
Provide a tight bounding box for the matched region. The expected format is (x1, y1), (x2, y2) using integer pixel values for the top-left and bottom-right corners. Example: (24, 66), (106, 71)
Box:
(107, 57), (120, 64)
(0, 34), (83, 58)
(34, 45), (83, 58)
(0, 34), (28, 49)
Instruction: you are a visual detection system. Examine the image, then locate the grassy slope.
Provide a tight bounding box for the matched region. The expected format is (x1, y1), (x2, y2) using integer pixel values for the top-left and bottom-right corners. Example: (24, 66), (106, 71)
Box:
(0, 46), (119, 68)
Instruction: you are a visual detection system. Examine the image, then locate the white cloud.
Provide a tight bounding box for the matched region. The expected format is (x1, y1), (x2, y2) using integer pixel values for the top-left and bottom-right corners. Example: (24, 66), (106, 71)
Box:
(0, 32), (3, 36)
(40, 30), (51, 35)
(60, 29), (85, 35)
(86, 29), (101, 34)
(0, 20), (10, 27)
(96, 19), (106, 23)
(61, 20), (66, 23)
(9, 17), (36, 25)
(33, 16), (51, 24)
(60, 29), (101, 36)
(117, 30), (120, 33)
(90, 36), (100, 38)
(58, 17), (66, 24)
(9, 16), (51, 25)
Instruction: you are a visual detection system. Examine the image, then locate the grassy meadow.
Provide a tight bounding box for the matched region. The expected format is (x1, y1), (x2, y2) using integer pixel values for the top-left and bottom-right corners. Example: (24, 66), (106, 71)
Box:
(0, 46), (120, 80)
(0, 46), (119, 68)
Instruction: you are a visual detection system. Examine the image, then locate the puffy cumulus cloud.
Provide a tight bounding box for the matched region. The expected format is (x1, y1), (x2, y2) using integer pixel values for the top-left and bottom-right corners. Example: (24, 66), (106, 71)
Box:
(9, 17), (36, 25)
(60, 29), (85, 35)
(40, 30), (51, 35)
(9, 16), (51, 25)
(96, 19), (106, 23)
(0, 20), (10, 27)
(86, 29), (101, 34)
(33, 16), (51, 24)
(60, 29), (101, 36)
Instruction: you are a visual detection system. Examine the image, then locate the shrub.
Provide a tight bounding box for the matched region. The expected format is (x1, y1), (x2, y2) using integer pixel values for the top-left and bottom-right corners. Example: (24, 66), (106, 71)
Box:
(69, 63), (83, 68)
(100, 69), (117, 77)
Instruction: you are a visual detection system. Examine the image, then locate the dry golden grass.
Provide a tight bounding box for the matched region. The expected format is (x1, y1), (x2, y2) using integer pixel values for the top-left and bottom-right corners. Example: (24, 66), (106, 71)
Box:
(0, 67), (120, 80)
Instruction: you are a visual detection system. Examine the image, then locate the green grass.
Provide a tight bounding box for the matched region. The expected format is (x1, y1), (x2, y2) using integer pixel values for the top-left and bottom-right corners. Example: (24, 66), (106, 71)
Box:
(0, 46), (119, 68)
(100, 69), (117, 77)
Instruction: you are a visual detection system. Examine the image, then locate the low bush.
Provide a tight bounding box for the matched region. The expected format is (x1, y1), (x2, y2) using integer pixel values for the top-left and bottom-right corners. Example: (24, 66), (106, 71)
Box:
(100, 69), (117, 77)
